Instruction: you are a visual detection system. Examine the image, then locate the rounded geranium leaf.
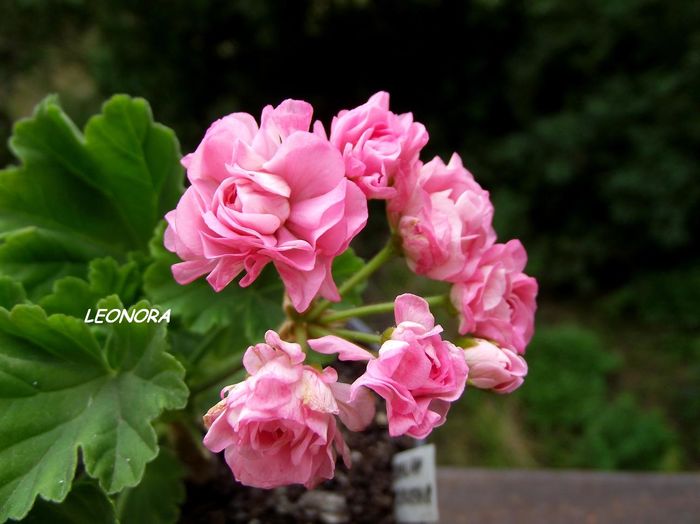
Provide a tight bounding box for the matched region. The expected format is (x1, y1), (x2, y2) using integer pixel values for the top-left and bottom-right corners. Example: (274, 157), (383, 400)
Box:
(0, 297), (188, 522)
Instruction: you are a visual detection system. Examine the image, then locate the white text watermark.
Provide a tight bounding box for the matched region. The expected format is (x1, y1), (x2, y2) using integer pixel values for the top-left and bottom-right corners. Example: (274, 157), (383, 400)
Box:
(84, 308), (171, 324)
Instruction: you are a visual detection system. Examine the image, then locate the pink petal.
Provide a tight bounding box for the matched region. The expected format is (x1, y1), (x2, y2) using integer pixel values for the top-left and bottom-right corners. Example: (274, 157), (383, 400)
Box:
(263, 132), (345, 201)
(308, 335), (375, 361)
(330, 382), (375, 431)
(394, 293), (435, 329)
(171, 259), (216, 285)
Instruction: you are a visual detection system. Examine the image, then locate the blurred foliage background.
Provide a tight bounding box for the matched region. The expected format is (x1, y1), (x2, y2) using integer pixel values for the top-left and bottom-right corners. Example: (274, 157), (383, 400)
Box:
(1, 0), (698, 471)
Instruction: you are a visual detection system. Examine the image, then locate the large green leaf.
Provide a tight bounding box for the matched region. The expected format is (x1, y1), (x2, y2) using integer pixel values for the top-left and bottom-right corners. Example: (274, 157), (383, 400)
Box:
(0, 297), (188, 523)
(21, 480), (116, 524)
(0, 95), (183, 300)
(83, 97), (184, 247)
(115, 448), (185, 524)
(40, 257), (142, 317)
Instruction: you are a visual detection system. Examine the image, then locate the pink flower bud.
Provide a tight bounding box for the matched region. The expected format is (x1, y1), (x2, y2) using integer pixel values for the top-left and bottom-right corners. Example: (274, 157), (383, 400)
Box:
(463, 339), (528, 394)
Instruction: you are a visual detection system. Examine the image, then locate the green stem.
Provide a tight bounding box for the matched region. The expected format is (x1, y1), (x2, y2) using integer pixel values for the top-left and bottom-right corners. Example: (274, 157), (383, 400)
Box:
(307, 240), (396, 320)
(319, 294), (449, 324)
(187, 326), (225, 366)
(309, 324), (381, 345)
(321, 301), (396, 324)
(424, 294), (448, 309)
(190, 361), (244, 396)
(295, 322), (308, 351)
(307, 324), (334, 339)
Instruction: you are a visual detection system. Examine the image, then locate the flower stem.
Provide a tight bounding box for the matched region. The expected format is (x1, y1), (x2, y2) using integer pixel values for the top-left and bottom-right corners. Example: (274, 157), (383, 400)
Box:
(187, 326), (225, 366)
(190, 361), (244, 397)
(319, 294), (449, 324)
(424, 294), (449, 309)
(295, 322), (308, 351)
(320, 301), (396, 324)
(306, 240), (396, 321)
(308, 324), (381, 345)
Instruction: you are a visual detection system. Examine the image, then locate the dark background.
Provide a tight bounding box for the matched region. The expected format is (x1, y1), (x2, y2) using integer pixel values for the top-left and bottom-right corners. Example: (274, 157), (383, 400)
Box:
(1, 0), (698, 471)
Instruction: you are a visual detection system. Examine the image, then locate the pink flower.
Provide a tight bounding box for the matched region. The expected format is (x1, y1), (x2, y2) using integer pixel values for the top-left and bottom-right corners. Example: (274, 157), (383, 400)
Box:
(462, 339), (527, 393)
(309, 294), (468, 439)
(164, 99), (368, 312)
(450, 240), (538, 354)
(318, 91), (428, 199)
(388, 154), (497, 282)
(202, 330), (374, 489)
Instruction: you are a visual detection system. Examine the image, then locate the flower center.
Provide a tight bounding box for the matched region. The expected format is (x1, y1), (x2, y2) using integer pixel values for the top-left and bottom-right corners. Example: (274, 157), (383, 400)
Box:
(216, 177), (291, 236)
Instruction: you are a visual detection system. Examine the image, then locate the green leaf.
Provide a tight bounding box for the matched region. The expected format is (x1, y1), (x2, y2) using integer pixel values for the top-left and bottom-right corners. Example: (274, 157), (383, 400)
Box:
(0, 276), (26, 309)
(0, 297), (188, 523)
(21, 480), (116, 524)
(143, 223), (285, 338)
(40, 257), (142, 317)
(116, 448), (185, 524)
(83, 95), (184, 246)
(0, 95), (183, 300)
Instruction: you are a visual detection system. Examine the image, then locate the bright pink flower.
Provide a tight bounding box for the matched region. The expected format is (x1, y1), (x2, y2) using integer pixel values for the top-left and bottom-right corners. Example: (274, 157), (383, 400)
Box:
(309, 294), (468, 439)
(318, 91), (428, 199)
(450, 240), (538, 354)
(203, 330), (374, 489)
(462, 339), (527, 393)
(388, 154), (496, 282)
(164, 100), (368, 312)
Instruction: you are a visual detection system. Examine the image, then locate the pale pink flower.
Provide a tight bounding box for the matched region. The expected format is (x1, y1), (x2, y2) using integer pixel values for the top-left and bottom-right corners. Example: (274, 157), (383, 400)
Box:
(203, 330), (374, 489)
(450, 240), (538, 354)
(309, 294), (468, 439)
(318, 91), (428, 199)
(164, 99), (368, 312)
(463, 339), (527, 393)
(389, 153), (497, 282)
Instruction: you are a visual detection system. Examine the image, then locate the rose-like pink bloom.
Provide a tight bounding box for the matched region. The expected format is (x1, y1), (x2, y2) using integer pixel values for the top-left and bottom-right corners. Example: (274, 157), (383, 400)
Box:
(450, 239), (538, 354)
(317, 91), (428, 199)
(463, 339), (527, 393)
(203, 330), (375, 489)
(388, 153), (497, 282)
(309, 294), (468, 439)
(164, 99), (368, 312)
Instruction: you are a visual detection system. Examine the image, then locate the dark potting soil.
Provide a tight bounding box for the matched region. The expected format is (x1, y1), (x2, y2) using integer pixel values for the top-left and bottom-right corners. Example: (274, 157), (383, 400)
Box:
(179, 362), (414, 524)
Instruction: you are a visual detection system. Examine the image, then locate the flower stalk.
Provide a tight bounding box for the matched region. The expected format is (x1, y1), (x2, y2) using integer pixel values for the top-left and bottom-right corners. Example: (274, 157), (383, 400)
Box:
(320, 294), (449, 324)
(308, 324), (381, 346)
(190, 361), (244, 396)
(306, 240), (396, 321)
(295, 322), (309, 351)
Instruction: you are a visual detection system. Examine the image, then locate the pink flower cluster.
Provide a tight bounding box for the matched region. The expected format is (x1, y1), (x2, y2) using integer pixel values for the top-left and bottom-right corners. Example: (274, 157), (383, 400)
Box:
(388, 149), (537, 357)
(204, 295), (466, 488)
(166, 93), (538, 489)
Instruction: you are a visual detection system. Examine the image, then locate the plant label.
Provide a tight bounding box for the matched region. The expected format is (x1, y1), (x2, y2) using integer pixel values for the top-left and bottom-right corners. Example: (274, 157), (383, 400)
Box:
(392, 444), (439, 523)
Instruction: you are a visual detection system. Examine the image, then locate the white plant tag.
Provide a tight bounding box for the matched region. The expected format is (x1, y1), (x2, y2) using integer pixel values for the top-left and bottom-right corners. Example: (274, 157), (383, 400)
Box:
(392, 444), (439, 523)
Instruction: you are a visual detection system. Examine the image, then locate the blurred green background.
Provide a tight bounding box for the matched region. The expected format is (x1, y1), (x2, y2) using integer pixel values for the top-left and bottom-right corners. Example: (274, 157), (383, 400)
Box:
(1, 0), (698, 471)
